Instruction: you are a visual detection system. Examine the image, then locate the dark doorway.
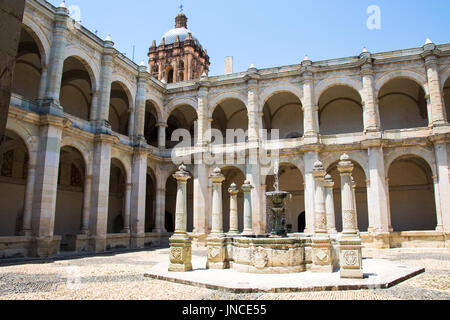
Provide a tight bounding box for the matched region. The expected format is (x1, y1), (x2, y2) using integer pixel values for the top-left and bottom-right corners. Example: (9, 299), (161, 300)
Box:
(165, 211), (174, 232)
(298, 212), (306, 233)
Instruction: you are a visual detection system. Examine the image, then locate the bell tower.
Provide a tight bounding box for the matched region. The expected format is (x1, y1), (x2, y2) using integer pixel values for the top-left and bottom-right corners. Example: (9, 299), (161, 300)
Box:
(148, 11), (210, 83)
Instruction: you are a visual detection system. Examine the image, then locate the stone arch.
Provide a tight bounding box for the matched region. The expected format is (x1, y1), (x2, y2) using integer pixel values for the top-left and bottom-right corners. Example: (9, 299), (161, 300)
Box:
(384, 147), (436, 179)
(314, 77), (363, 106)
(259, 83), (303, 112)
(325, 157), (369, 232)
(209, 91), (248, 118)
(60, 137), (93, 175)
(22, 15), (50, 65)
(265, 161), (305, 233)
(387, 153), (437, 231)
(55, 145), (87, 248)
(439, 65), (450, 91)
(5, 119), (36, 161)
(164, 98), (198, 122)
(144, 95), (164, 123)
(110, 76), (135, 110)
(63, 47), (100, 91)
(0, 129), (31, 236)
(218, 165), (246, 233)
(374, 69), (429, 97)
(110, 152), (132, 183)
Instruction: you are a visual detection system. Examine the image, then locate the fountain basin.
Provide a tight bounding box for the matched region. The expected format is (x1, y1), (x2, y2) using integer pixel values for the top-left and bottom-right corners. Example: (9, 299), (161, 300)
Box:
(230, 236), (306, 274)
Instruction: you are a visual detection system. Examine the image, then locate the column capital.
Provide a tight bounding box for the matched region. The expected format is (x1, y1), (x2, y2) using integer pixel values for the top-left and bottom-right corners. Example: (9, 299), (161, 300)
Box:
(324, 174), (334, 188)
(209, 167), (225, 184)
(156, 122), (168, 128)
(312, 160), (326, 179)
(337, 154), (354, 174)
(173, 164), (191, 182)
(241, 180), (254, 193)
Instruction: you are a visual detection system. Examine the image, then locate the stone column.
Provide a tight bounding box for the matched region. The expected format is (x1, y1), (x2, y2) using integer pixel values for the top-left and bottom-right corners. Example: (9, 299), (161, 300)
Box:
(81, 175), (93, 234)
(21, 164), (37, 237)
(433, 175), (443, 232)
(432, 140), (450, 232)
(228, 183), (240, 235)
(206, 167), (228, 269)
(304, 151), (319, 234)
(365, 143), (391, 247)
(157, 123), (167, 149)
(43, 6), (69, 106)
(337, 154), (363, 279)
(209, 168), (225, 235)
(127, 108), (135, 137)
(301, 67), (318, 138)
(196, 86), (208, 146)
(31, 116), (64, 257)
(121, 183), (132, 234)
(153, 165), (167, 233)
(95, 39), (115, 125)
(37, 65), (48, 101)
(324, 174), (337, 234)
(423, 44), (446, 127)
(192, 163), (210, 246)
(241, 180), (254, 235)
(89, 134), (114, 253)
(168, 165), (192, 272)
(134, 70), (147, 139)
(352, 177), (359, 231)
(247, 79), (260, 143)
(130, 150), (147, 247)
(311, 161), (333, 273)
(361, 59), (381, 132)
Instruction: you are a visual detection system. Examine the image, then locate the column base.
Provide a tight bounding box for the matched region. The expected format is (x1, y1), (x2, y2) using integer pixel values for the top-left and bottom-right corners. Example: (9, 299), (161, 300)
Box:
(31, 236), (60, 258)
(89, 235), (106, 253)
(130, 233), (145, 249)
(311, 235), (334, 273)
(169, 233), (193, 272)
(206, 236), (229, 270)
(339, 236), (363, 279)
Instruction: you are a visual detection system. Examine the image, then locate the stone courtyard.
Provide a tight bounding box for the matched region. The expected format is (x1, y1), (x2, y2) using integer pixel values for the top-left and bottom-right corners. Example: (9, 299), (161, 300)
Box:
(0, 247), (448, 300)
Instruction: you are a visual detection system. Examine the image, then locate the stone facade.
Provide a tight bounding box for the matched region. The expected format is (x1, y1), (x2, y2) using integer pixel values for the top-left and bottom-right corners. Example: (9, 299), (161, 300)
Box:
(0, 0), (450, 259)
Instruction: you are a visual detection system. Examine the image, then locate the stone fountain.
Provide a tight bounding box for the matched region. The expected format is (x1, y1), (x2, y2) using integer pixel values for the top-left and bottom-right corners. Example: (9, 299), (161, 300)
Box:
(266, 162), (290, 237)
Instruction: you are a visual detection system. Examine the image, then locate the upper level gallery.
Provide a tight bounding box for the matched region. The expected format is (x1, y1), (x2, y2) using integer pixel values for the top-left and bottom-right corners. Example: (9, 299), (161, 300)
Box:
(9, 0), (450, 158)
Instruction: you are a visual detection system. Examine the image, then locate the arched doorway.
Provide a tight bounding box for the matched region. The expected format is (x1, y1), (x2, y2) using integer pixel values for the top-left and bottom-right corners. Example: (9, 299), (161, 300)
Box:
(378, 78), (428, 130)
(12, 26), (43, 100)
(266, 163), (304, 232)
(211, 98), (248, 144)
(109, 81), (130, 135)
(166, 104), (197, 148)
(319, 85), (363, 135)
(165, 170), (194, 232)
(327, 161), (369, 232)
(55, 146), (85, 251)
(108, 159), (127, 234)
(59, 56), (94, 120)
(388, 155), (437, 231)
(144, 101), (160, 147)
(0, 130), (28, 236)
(221, 166), (246, 233)
(262, 92), (303, 139)
(145, 169), (156, 232)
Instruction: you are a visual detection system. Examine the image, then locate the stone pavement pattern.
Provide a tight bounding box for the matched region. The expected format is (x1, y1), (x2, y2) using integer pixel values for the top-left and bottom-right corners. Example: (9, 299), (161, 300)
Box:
(0, 248), (448, 300)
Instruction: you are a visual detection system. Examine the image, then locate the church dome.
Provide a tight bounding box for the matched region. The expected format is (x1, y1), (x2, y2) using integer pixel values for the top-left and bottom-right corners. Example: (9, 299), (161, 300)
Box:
(161, 12), (200, 46)
(162, 27), (199, 45)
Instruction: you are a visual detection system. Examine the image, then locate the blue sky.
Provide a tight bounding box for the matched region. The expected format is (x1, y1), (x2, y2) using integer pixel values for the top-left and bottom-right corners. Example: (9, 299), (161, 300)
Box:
(48, 0), (450, 76)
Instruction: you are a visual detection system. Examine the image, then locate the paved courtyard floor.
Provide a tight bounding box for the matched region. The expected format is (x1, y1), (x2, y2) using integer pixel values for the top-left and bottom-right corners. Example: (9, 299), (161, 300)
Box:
(0, 247), (448, 300)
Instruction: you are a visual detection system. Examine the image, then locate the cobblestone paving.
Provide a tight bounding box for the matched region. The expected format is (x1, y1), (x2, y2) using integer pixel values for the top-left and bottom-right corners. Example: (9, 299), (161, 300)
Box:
(0, 248), (448, 300)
